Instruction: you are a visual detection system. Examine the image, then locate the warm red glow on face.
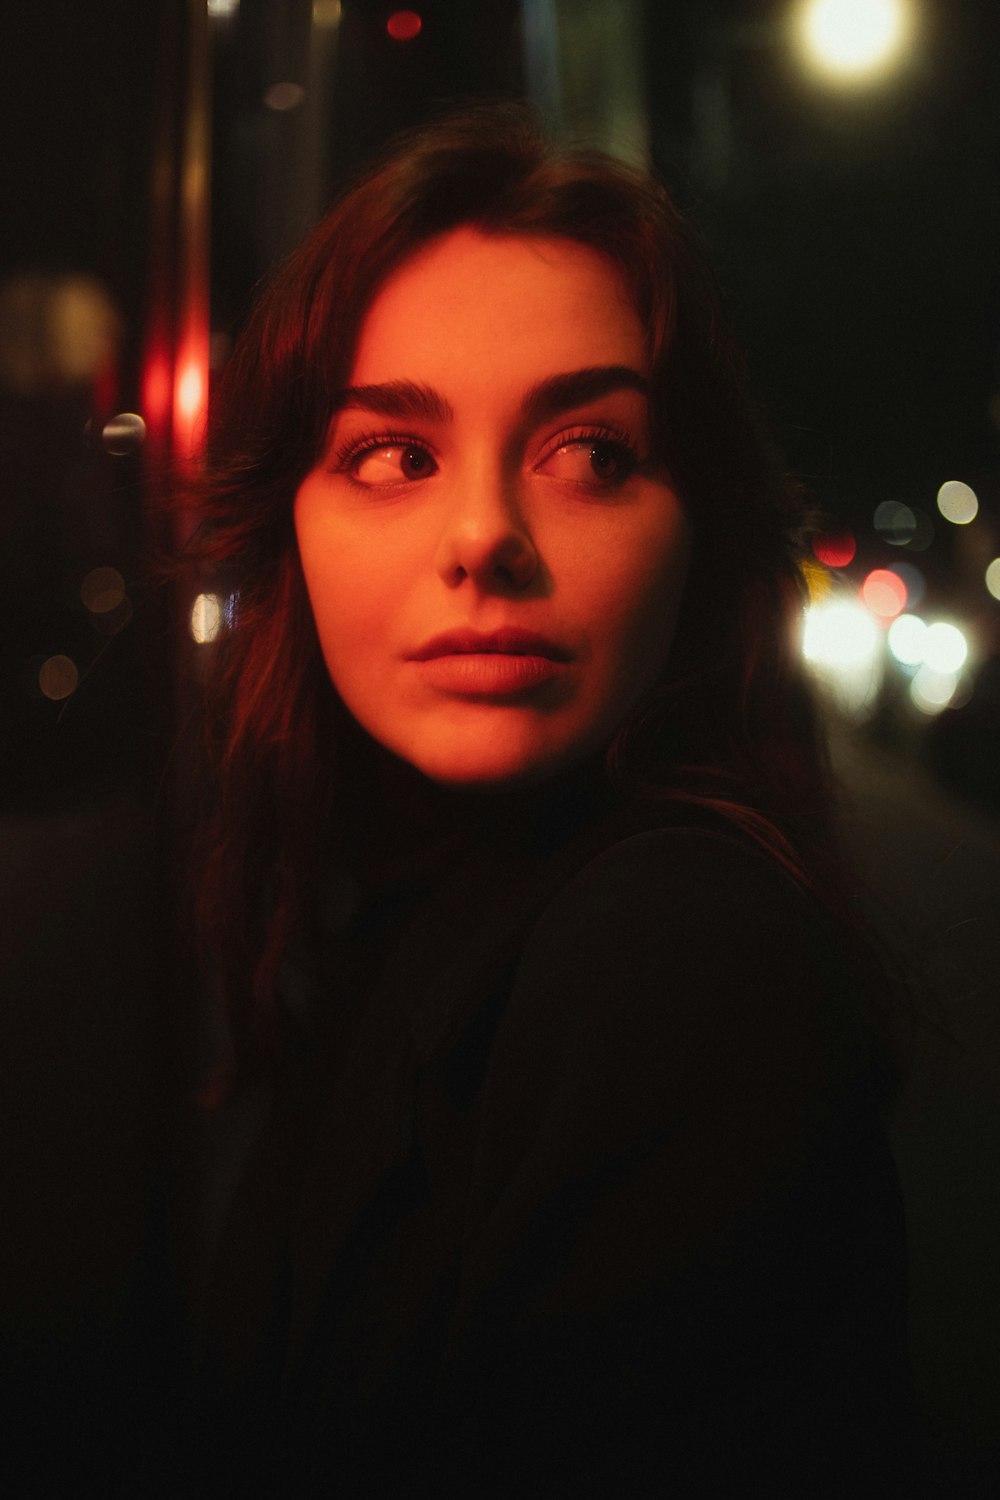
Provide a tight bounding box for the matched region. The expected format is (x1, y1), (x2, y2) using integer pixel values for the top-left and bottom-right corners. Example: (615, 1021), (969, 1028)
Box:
(387, 10), (421, 41)
(294, 229), (690, 789)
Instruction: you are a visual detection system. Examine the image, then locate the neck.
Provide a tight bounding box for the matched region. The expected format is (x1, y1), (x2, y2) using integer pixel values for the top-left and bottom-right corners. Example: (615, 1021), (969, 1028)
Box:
(333, 720), (615, 890)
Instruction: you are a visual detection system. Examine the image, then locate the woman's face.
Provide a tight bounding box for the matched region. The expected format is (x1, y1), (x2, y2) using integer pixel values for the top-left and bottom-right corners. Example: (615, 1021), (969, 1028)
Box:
(295, 228), (690, 788)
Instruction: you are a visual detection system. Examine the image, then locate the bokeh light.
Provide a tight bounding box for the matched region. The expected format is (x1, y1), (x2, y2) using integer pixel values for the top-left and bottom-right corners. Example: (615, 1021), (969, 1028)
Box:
(861, 568), (907, 620)
(887, 613), (927, 667)
(0, 273), (121, 394)
(802, 599), (882, 718)
(101, 412), (146, 456)
(802, 600), (879, 668)
(904, 508), (935, 551)
(888, 561), (925, 610)
(264, 82), (305, 112)
(985, 558), (1000, 602)
(910, 666), (958, 716)
(173, 342), (209, 460)
(39, 655), (79, 701)
(387, 10), (422, 41)
(797, 0), (910, 80)
(923, 621), (968, 675)
(81, 567), (126, 614)
(873, 500), (916, 546)
(936, 480), (979, 525)
(812, 532), (856, 568)
(191, 592), (223, 644)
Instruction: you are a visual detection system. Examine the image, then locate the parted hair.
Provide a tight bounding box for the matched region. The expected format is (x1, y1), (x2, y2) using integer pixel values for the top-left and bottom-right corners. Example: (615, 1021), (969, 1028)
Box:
(188, 102), (831, 1047)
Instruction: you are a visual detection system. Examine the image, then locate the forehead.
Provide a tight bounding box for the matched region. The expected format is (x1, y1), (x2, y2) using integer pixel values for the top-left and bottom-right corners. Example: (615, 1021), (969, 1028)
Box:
(347, 227), (648, 389)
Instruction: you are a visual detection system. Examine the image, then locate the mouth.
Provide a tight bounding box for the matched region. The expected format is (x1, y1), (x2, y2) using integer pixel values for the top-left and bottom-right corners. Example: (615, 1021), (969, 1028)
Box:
(407, 629), (573, 698)
(408, 629), (571, 663)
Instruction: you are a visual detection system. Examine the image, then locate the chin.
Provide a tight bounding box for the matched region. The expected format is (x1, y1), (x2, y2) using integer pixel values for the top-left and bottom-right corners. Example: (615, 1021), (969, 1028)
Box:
(418, 757), (558, 793)
(402, 732), (599, 793)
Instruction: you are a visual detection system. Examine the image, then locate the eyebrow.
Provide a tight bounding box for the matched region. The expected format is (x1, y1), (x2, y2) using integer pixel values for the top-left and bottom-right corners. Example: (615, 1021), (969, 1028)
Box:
(333, 365), (649, 428)
(520, 365), (649, 425)
(334, 380), (453, 423)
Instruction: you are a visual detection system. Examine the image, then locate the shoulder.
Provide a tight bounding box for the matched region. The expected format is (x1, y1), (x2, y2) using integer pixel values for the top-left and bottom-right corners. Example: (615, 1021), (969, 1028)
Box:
(527, 822), (810, 946)
(514, 823), (841, 1022)
(486, 823), (874, 1143)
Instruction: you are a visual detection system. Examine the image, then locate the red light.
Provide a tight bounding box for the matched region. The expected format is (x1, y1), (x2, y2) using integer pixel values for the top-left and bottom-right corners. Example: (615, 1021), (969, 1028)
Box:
(141, 348), (172, 444)
(812, 532), (856, 568)
(387, 10), (421, 41)
(175, 361), (205, 424)
(172, 335), (209, 462)
(861, 568), (907, 620)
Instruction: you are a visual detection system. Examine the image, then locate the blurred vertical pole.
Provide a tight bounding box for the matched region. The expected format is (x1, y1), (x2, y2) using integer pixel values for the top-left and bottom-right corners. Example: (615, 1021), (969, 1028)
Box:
(139, 0), (214, 1457)
(521, 0), (563, 125)
(174, 0), (212, 470)
(143, 0), (211, 479)
(521, 0), (649, 163)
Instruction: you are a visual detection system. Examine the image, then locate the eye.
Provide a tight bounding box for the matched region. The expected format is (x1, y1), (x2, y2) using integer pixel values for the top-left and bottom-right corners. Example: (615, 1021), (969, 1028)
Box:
(355, 443), (436, 484)
(537, 434), (637, 487)
(336, 437), (438, 486)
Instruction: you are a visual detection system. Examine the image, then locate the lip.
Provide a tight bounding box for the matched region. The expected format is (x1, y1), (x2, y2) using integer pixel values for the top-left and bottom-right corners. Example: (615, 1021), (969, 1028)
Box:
(408, 629), (572, 663)
(407, 629), (572, 698)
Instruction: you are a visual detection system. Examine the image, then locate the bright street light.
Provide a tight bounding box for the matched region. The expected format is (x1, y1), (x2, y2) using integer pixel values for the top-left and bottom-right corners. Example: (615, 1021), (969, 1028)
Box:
(796, 0), (912, 82)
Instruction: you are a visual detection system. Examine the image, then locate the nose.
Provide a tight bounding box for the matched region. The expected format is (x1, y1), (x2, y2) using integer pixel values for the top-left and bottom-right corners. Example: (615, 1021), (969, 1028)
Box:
(434, 463), (539, 592)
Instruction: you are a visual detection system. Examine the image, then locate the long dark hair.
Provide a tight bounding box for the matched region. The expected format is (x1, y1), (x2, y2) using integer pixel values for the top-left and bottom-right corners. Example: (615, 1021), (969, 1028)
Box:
(187, 103), (831, 1047)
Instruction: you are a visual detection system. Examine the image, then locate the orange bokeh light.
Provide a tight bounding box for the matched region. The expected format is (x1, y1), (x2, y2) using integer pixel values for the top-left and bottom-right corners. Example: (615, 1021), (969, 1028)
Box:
(387, 10), (422, 41)
(173, 344), (209, 460)
(175, 360), (205, 423)
(861, 567), (907, 620)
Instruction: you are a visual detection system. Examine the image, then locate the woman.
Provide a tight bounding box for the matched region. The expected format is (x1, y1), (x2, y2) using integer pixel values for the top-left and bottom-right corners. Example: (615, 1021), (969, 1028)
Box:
(189, 106), (915, 1495)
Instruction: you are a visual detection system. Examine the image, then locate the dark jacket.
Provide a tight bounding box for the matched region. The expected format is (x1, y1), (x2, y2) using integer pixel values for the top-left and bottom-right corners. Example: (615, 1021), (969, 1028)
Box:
(196, 808), (915, 1496)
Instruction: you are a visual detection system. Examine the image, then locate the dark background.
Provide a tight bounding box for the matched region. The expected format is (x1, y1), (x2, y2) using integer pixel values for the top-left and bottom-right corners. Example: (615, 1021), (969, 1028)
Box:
(2, 1), (998, 1492)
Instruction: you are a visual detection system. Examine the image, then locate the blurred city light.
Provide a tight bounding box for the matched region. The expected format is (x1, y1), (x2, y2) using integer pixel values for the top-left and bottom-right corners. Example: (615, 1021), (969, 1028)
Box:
(0, 273), (121, 394)
(888, 560), (925, 609)
(173, 348), (208, 460)
(101, 412), (146, 456)
(802, 598), (882, 717)
(796, 0), (911, 81)
(985, 558), (1000, 602)
(81, 567), (126, 615)
(313, 1), (341, 25)
(873, 500), (916, 545)
(141, 348), (172, 445)
(812, 532), (856, 567)
(887, 612), (927, 667)
(387, 10), (422, 41)
(191, 593), (224, 644)
(207, 0), (239, 17)
(264, 82), (305, 112)
(39, 655), (79, 701)
(936, 479), (979, 525)
(910, 665), (958, 715)
(861, 567), (907, 619)
(904, 508), (935, 551)
(923, 621), (968, 675)
(803, 599), (879, 668)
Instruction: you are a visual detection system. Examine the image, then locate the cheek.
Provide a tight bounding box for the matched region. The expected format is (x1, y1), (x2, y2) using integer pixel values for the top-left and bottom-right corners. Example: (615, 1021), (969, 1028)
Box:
(590, 521), (691, 682)
(296, 509), (399, 675)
